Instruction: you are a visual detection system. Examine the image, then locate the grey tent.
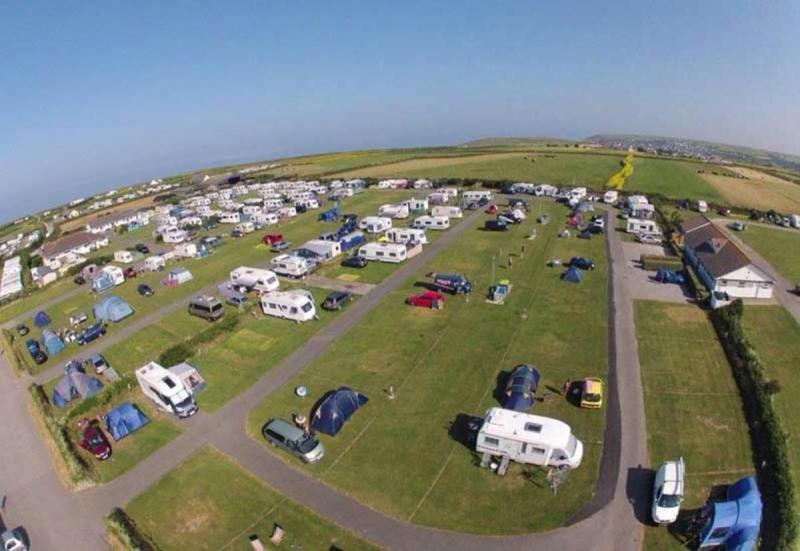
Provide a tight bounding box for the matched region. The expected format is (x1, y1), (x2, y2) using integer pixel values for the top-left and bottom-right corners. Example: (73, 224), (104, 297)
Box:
(93, 295), (134, 323)
(51, 361), (103, 407)
(41, 329), (65, 356)
(562, 266), (583, 284)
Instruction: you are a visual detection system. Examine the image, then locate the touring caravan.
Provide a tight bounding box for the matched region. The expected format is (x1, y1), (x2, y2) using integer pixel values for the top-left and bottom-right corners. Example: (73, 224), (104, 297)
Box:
(402, 198), (429, 212)
(413, 215), (450, 230)
(229, 266), (280, 293)
(263, 198), (283, 209)
(233, 221), (255, 235)
(252, 212), (279, 226)
(219, 211), (241, 224)
(378, 204), (410, 219)
(270, 254), (311, 278)
(603, 190), (619, 204)
(534, 184), (558, 197)
(295, 198), (320, 210)
(260, 290), (318, 322)
(358, 242), (408, 263)
(475, 407), (584, 470)
(431, 206), (463, 219)
(173, 242), (197, 258)
(462, 190), (493, 202)
(626, 218), (661, 235)
(161, 226), (187, 243)
(279, 206), (297, 219)
(358, 216), (393, 234)
(114, 250), (134, 264)
(135, 362), (198, 418)
(144, 255), (166, 272)
(101, 265), (125, 286)
(302, 239), (342, 260)
(385, 227), (428, 244)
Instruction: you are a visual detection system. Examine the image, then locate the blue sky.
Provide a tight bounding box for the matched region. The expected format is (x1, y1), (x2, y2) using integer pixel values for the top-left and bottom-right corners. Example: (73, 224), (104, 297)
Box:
(1, 1), (798, 222)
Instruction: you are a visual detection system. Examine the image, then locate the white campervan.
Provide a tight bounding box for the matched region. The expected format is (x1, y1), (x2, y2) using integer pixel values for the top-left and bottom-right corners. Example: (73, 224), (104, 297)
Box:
(431, 206), (463, 219)
(270, 254), (311, 278)
(385, 228), (428, 245)
(260, 290), (317, 322)
(413, 215), (450, 230)
(135, 362), (198, 418)
(230, 266), (280, 293)
(475, 408), (584, 470)
(358, 216), (393, 234)
(358, 242), (408, 263)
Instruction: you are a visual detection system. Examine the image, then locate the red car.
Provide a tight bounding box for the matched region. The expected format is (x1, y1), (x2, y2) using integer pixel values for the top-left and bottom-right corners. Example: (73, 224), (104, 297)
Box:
(485, 204), (498, 214)
(123, 267), (137, 279)
(78, 419), (111, 460)
(406, 290), (445, 309)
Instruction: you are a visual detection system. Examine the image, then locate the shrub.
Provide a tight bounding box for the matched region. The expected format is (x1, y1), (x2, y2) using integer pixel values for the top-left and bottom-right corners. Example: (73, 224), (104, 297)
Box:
(640, 254), (683, 272)
(105, 508), (159, 551)
(157, 315), (240, 366)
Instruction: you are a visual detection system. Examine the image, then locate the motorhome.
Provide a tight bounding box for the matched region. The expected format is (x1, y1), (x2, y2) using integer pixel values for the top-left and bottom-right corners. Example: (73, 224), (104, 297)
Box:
(219, 211), (241, 224)
(302, 239), (342, 260)
(229, 266), (280, 293)
(233, 221), (255, 235)
(431, 206), (463, 219)
(385, 227), (428, 244)
(260, 290), (318, 322)
(626, 218), (661, 235)
(462, 190), (493, 202)
(358, 216), (392, 233)
(114, 250), (134, 264)
(358, 242), (408, 263)
(475, 407), (584, 470)
(270, 254), (311, 278)
(603, 190), (619, 204)
(135, 361), (198, 418)
(378, 203), (410, 219)
(413, 215), (450, 230)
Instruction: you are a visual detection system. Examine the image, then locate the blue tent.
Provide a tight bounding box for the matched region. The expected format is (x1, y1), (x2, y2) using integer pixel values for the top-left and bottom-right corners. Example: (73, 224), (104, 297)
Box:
(51, 361), (103, 407)
(41, 329), (65, 356)
(105, 402), (150, 441)
(562, 266), (583, 283)
(656, 269), (686, 285)
(699, 476), (762, 550)
(318, 208), (339, 222)
(311, 387), (369, 436)
(33, 310), (51, 328)
(501, 364), (541, 411)
(93, 295), (134, 323)
(91, 272), (115, 293)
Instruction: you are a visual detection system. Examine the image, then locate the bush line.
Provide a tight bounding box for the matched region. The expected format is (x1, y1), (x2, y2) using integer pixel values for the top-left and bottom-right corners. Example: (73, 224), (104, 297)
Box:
(157, 314), (240, 366)
(710, 300), (797, 550)
(105, 508), (159, 551)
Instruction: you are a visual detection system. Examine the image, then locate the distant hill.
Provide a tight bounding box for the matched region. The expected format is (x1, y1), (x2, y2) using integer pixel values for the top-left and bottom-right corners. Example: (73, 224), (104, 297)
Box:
(459, 137), (575, 148)
(586, 134), (800, 171)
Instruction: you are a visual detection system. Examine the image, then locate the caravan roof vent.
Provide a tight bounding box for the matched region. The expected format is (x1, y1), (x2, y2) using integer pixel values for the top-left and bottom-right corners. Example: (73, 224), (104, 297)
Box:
(524, 422), (542, 433)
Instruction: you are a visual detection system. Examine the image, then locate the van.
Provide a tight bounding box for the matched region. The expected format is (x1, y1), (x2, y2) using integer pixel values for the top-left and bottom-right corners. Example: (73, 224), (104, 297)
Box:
(187, 295), (225, 322)
(261, 418), (325, 463)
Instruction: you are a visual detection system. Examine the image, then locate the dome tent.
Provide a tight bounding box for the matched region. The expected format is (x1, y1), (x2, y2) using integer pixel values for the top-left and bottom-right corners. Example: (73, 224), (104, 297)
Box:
(33, 310), (51, 328)
(41, 329), (65, 356)
(105, 402), (150, 441)
(51, 361), (103, 407)
(311, 387), (369, 436)
(561, 266), (583, 284)
(93, 295), (134, 323)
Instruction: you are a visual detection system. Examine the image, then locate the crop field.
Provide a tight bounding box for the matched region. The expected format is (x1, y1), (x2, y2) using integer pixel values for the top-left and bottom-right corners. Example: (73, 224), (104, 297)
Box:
(699, 169), (800, 212)
(627, 158), (726, 203)
(125, 447), (375, 551)
(248, 200), (609, 534)
(736, 225), (800, 283)
(742, 305), (800, 513)
(635, 301), (752, 550)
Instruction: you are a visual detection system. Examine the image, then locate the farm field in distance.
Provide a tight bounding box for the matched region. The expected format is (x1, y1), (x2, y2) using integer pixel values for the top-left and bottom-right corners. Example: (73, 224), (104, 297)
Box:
(698, 167), (800, 212)
(627, 158), (726, 203)
(736, 225), (800, 283)
(248, 199), (609, 534)
(124, 447), (376, 551)
(635, 301), (753, 550)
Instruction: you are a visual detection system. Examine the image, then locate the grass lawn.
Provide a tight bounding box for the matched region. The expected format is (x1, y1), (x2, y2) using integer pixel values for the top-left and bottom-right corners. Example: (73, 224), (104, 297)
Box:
(742, 305), (800, 514)
(737, 225), (800, 283)
(627, 158), (726, 203)
(248, 199), (609, 534)
(635, 301), (753, 550)
(125, 447), (376, 551)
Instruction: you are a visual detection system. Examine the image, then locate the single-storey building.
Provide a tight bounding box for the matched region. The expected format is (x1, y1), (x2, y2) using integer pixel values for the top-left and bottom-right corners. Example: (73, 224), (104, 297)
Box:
(679, 216), (774, 301)
(85, 209), (149, 234)
(40, 232), (110, 271)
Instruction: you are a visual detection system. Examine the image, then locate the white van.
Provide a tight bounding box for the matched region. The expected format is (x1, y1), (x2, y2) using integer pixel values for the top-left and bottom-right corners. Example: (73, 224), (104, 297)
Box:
(270, 254), (311, 278)
(413, 215), (450, 230)
(475, 407), (584, 470)
(230, 266), (280, 293)
(260, 290), (317, 322)
(357, 242), (408, 263)
(385, 227), (428, 245)
(431, 206), (463, 219)
(358, 216), (393, 234)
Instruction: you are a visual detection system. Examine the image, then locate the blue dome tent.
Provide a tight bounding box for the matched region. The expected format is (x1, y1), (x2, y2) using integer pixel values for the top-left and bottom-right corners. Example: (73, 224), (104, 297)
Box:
(105, 402), (150, 441)
(698, 476), (762, 550)
(501, 364), (541, 411)
(93, 295), (134, 323)
(311, 387), (369, 436)
(33, 310), (51, 328)
(562, 266), (583, 283)
(40, 329), (65, 356)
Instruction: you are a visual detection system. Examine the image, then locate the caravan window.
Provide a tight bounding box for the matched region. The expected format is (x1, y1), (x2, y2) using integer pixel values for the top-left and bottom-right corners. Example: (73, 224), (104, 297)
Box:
(301, 302), (313, 313)
(290, 307), (298, 314)
(376, 251), (384, 257)
(524, 422), (542, 433)
(566, 434), (578, 456)
(483, 436), (500, 447)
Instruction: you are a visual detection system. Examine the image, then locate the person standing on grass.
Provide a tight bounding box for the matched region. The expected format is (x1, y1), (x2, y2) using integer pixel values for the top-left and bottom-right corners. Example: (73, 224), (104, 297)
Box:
(520, 244), (526, 258)
(562, 379), (571, 396)
(508, 254), (513, 269)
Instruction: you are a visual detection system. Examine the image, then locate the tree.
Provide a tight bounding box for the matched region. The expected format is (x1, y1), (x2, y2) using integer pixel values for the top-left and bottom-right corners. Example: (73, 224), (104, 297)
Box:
(763, 379), (782, 395)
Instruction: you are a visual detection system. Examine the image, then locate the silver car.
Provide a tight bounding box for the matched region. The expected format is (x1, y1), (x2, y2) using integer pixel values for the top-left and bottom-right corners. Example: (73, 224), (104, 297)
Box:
(261, 418), (325, 463)
(1, 529), (27, 551)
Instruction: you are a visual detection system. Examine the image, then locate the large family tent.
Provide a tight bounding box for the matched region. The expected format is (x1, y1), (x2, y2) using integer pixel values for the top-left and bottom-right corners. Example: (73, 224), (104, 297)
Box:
(501, 364), (541, 411)
(562, 266), (583, 284)
(33, 310), (51, 328)
(91, 272), (115, 293)
(51, 361), (103, 408)
(311, 387), (369, 436)
(41, 329), (65, 356)
(93, 295), (134, 323)
(698, 476), (762, 549)
(105, 402), (150, 441)
(162, 267), (193, 286)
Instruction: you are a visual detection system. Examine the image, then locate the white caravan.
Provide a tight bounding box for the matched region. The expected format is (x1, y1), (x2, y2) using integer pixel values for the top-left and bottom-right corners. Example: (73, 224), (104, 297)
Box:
(114, 250), (134, 264)
(413, 215), (450, 230)
(252, 212), (279, 226)
(357, 242), (408, 263)
(270, 254), (311, 278)
(219, 211), (241, 224)
(234, 221), (255, 234)
(431, 206), (463, 219)
(462, 190), (493, 202)
(229, 266), (280, 293)
(144, 255), (166, 271)
(534, 184), (558, 197)
(173, 243), (197, 258)
(603, 190), (619, 204)
(101, 265), (125, 286)
(279, 206), (297, 218)
(475, 407), (584, 470)
(135, 361), (198, 418)
(161, 226), (187, 244)
(302, 239), (342, 260)
(295, 198), (320, 209)
(626, 218), (661, 235)
(263, 198), (283, 209)
(402, 198), (429, 212)
(358, 216), (393, 234)
(378, 204), (410, 219)
(385, 227), (428, 245)
(260, 290), (317, 322)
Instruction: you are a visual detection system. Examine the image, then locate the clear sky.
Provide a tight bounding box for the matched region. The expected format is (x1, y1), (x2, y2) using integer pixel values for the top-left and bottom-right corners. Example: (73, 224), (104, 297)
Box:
(1, 1), (798, 223)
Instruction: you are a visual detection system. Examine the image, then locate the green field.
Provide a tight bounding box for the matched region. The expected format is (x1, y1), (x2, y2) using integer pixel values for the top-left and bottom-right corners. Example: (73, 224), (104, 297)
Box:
(627, 158), (726, 203)
(248, 200), (609, 534)
(635, 301), (753, 550)
(125, 447), (376, 551)
(737, 225), (800, 283)
(742, 306), (800, 513)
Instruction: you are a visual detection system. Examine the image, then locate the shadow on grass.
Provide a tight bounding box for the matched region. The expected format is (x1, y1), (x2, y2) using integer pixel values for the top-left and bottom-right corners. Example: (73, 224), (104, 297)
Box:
(492, 371), (511, 405)
(625, 465), (655, 525)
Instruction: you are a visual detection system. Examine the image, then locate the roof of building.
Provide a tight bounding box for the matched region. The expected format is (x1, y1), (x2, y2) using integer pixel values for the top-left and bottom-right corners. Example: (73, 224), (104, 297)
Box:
(680, 216), (769, 280)
(86, 209), (140, 229)
(41, 231), (106, 259)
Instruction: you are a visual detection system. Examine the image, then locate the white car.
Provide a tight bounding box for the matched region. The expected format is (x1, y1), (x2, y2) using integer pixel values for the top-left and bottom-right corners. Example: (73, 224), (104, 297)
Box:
(637, 233), (661, 245)
(652, 458), (685, 524)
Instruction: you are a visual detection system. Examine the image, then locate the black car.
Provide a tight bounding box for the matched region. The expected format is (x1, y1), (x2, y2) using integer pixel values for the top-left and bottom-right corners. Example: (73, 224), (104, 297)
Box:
(341, 255), (368, 268)
(484, 220), (509, 232)
(16, 323), (29, 336)
(137, 283), (154, 296)
(570, 256), (596, 270)
(322, 291), (353, 311)
(73, 275), (86, 285)
(25, 338), (48, 365)
(134, 243), (150, 254)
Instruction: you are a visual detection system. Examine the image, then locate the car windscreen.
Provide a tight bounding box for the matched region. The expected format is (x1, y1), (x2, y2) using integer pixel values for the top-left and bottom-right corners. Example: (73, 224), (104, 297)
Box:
(658, 493), (682, 508)
(297, 434), (318, 453)
(210, 303), (223, 312)
(584, 393), (601, 402)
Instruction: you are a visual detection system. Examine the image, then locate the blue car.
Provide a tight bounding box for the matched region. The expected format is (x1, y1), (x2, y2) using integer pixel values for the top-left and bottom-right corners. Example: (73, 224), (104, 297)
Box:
(77, 322), (106, 346)
(25, 338), (48, 365)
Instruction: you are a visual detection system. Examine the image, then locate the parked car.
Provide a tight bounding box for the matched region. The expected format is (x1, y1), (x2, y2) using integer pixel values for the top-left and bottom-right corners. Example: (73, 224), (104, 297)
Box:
(637, 234), (662, 245)
(484, 220), (509, 232)
(188, 295), (225, 322)
(231, 229), (244, 239)
(77, 323), (106, 346)
(73, 275), (86, 285)
(0, 529), (27, 551)
(123, 267), (137, 279)
(570, 257), (596, 271)
(25, 339), (48, 365)
(137, 283), (154, 296)
(261, 418), (325, 463)
(322, 291), (353, 311)
(592, 218), (605, 230)
(652, 458), (685, 524)
(580, 378), (604, 408)
(717, 208), (731, 217)
(78, 419), (111, 460)
(341, 255), (368, 269)
(134, 243), (150, 254)
(270, 240), (291, 252)
(86, 353), (109, 374)
(406, 290), (445, 309)
(16, 323), (29, 336)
